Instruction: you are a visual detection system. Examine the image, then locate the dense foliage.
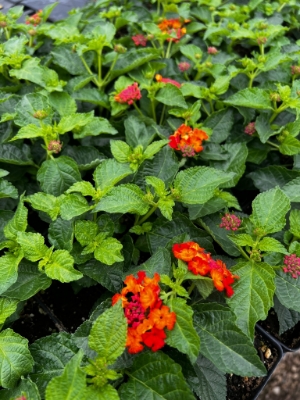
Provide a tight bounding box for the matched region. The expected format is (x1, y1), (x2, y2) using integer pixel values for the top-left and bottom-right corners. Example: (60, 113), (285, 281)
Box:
(0, 0), (300, 398)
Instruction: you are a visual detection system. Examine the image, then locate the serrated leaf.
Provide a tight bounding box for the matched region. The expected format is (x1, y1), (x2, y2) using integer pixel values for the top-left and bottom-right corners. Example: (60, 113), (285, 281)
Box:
(93, 159), (133, 192)
(49, 91), (77, 117)
(279, 134), (300, 156)
(275, 270), (300, 313)
(274, 295), (300, 335)
(75, 220), (98, 246)
(144, 140), (168, 159)
(89, 302), (127, 363)
(85, 384), (119, 400)
(194, 303), (266, 376)
(73, 117), (117, 139)
(57, 112), (94, 135)
(180, 44), (202, 63)
(30, 333), (79, 397)
(282, 177), (300, 202)
(94, 184), (149, 215)
(48, 218), (74, 252)
(174, 166), (234, 204)
(0, 376), (41, 400)
(248, 166), (300, 193)
(0, 144), (34, 166)
(250, 187), (290, 234)
(0, 329), (33, 388)
(60, 193), (91, 220)
(16, 232), (48, 262)
(228, 234), (255, 247)
(227, 261), (275, 339)
(119, 351), (195, 400)
(94, 238), (124, 265)
(27, 192), (60, 221)
(44, 250), (82, 283)
(224, 88), (273, 110)
(205, 108), (234, 144)
(4, 199), (28, 240)
(14, 93), (53, 127)
(258, 237), (288, 254)
(0, 180), (18, 199)
(45, 351), (85, 400)
(110, 140), (131, 163)
(124, 115), (156, 149)
(255, 113), (274, 143)
(0, 253), (21, 296)
(0, 298), (18, 328)
(155, 84), (187, 109)
(290, 209), (300, 238)
(37, 157), (81, 196)
(157, 197), (175, 220)
(166, 298), (200, 364)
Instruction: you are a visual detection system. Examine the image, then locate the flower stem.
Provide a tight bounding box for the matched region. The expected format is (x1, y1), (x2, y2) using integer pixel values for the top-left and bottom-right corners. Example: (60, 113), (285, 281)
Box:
(97, 50), (102, 83)
(159, 104), (166, 125)
(79, 56), (100, 88)
(208, 98), (214, 113)
(102, 55), (119, 87)
(137, 205), (158, 225)
(165, 40), (173, 58)
(151, 100), (157, 123)
(237, 245), (250, 260)
(188, 282), (196, 296)
(266, 140), (280, 149)
(133, 102), (144, 117)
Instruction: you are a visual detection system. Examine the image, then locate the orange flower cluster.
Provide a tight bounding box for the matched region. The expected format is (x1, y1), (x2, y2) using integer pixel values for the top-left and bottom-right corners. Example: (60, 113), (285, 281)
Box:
(112, 271), (176, 354)
(26, 10), (43, 26)
(155, 74), (181, 88)
(169, 124), (209, 157)
(172, 242), (239, 297)
(158, 18), (187, 42)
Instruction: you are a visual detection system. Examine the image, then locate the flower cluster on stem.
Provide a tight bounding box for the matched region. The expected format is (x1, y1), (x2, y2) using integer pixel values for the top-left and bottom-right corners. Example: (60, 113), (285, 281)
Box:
(114, 82), (141, 105)
(173, 242), (239, 297)
(220, 213), (242, 231)
(112, 271), (176, 354)
(244, 121), (256, 135)
(26, 10), (42, 26)
(283, 254), (300, 278)
(169, 124), (208, 156)
(157, 18), (187, 42)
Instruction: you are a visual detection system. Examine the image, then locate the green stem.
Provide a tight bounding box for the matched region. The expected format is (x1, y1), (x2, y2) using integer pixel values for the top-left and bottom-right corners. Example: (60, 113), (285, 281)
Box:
(259, 44), (264, 56)
(101, 55), (119, 86)
(201, 102), (211, 116)
(159, 104), (166, 125)
(266, 140), (280, 149)
(157, 0), (161, 15)
(4, 27), (10, 40)
(133, 101), (144, 117)
(97, 51), (102, 84)
(151, 100), (157, 123)
(29, 35), (34, 47)
(248, 74), (255, 88)
(165, 40), (172, 58)
(277, 2), (286, 12)
(194, 68), (202, 81)
(79, 56), (100, 88)
(237, 245), (250, 261)
(188, 282), (196, 296)
(137, 205), (158, 225)
(208, 98), (214, 113)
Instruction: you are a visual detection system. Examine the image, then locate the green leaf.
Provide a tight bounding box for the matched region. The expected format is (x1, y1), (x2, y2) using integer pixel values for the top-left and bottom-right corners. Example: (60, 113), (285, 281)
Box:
(75, 220), (98, 246)
(45, 351), (85, 400)
(205, 109), (234, 144)
(1, 260), (51, 301)
(85, 384), (119, 400)
(180, 44), (202, 63)
(255, 113), (274, 143)
(228, 234), (255, 247)
(93, 159), (133, 192)
(49, 92), (77, 117)
(44, 250), (82, 283)
(60, 194), (91, 220)
(48, 218), (74, 251)
(248, 166), (300, 192)
(14, 93), (53, 127)
(37, 157), (81, 196)
(157, 197), (175, 220)
(0, 298), (18, 329)
(51, 45), (93, 76)
(57, 112), (94, 135)
(0, 254), (21, 296)
(144, 140), (168, 159)
(89, 302), (127, 363)
(0, 180), (18, 199)
(258, 237), (288, 254)
(124, 115), (156, 148)
(74, 117), (117, 139)
(166, 298), (200, 364)
(224, 88), (273, 110)
(94, 184), (149, 215)
(4, 198), (27, 240)
(194, 304), (266, 376)
(94, 238), (124, 265)
(155, 84), (187, 109)
(62, 146), (105, 171)
(275, 270), (300, 313)
(30, 333), (79, 397)
(227, 261), (275, 339)
(126, 247), (171, 278)
(0, 144), (34, 166)
(119, 351), (195, 400)
(282, 177), (300, 202)
(188, 197), (227, 220)
(11, 124), (52, 141)
(274, 295), (300, 335)
(279, 134), (300, 156)
(72, 88), (109, 107)
(0, 377), (41, 400)
(0, 329), (33, 388)
(16, 232), (48, 262)
(174, 166), (234, 204)
(290, 210), (300, 238)
(111, 141), (131, 163)
(250, 187), (290, 234)
(27, 192), (60, 221)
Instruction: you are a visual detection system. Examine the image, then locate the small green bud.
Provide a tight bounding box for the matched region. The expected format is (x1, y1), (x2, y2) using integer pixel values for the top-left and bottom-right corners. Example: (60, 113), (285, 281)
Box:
(33, 110), (48, 119)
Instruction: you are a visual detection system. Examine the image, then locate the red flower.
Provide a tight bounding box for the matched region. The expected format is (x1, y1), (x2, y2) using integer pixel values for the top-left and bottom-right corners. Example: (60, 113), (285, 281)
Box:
(114, 82), (141, 105)
(244, 122), (256, 135)
(169, 124), (209, 156)
(155, 74), (181, 88)
(283, 254), (300, 278)
(132, 34), (147, 47)
(158, 18), (187, 42)
(26, 10), (42, 26)
(142, 327), (167, 351)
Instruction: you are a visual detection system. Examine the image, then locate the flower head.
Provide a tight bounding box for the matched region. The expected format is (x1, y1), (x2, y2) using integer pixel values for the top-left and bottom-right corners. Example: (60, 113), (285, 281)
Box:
(207, 46), (218, 55)
(172, 241), (239, 297)
(26, 10), (42, 26)
(257, 36), (267, 45)
(291, 66), (300, 75)
(48, 140), (62, 154)
(244, 122), (256, 135)
(219, 213), (242, 231)
(114, 82), (141, 105)
(158, 18), (187, 42)
(178, 62), (191, 72)
(155, 74), (181, 88)
(283, 254), (300, 279)
(113, 271), (176, 354)
(169, 124), (209, 156)
(132, 34), (147, 47)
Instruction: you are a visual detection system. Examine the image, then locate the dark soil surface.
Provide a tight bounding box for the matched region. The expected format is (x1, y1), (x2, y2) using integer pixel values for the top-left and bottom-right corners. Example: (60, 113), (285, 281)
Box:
(227, 330), (280, 400)
(12, 281), (103, 342)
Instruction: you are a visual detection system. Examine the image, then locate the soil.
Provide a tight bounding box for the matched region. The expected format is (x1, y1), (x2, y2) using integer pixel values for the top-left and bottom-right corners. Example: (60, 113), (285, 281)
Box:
(12, 281), (103, 343)
(259, 309), (300, 350)
(226, 330), (280, 400)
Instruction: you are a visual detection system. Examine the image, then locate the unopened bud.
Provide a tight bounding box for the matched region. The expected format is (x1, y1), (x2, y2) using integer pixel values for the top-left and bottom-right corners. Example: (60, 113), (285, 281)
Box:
(207, 46), (218, 55)
(114, 44), (127, 53)
(28, 29), (37, 36)
(195, 53), (201, 59)
(270, 93), (281, 102)
(257, 36), (267, 45)
(291, 65), (300, 75)
(33, 110), (48, 119)
(48, 140), (62, 154)
(205, 62), (213, 68)
(0, 21), (7, 28)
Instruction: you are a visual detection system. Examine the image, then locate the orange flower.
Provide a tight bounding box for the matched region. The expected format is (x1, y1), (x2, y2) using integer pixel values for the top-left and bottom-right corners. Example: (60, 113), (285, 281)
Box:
(173, 242), (203, 261)
(136, 318), (155, 335)
(158, 18), (187, 42)
(169, 124), (208, 157)
(188, 254), (211, 275)
(142, 327), (167, 351)
(149, 305), (176, 330)
(126, 327), (144, 354)
(140, 286), (159, 310)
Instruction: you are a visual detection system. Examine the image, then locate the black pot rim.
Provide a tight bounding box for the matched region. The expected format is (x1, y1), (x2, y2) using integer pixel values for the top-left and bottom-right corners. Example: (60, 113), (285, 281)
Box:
(257, 323), (300, 353)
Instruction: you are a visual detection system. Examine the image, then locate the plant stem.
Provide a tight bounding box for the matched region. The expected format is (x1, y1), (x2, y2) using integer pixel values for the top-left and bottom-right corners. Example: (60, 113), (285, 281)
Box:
(208, 98), (214, 113)
(165, 40), (172, 58)
(137, 205), (158, 225)
(80, 56), (100, 88)
(237, 245), (250, 260)
(201, 102), (211, 116)
(133, 102), (144, 117)
(97, 51), (102, 84)
(159, 104), (166, 125)
(194, 68), (201, 81)
(248, 74), (255, 88)
(151, 100), (157, 123)
(102, 55), (119, 87)
(266, 140), (280, 149)
(188, 282), (196, 296)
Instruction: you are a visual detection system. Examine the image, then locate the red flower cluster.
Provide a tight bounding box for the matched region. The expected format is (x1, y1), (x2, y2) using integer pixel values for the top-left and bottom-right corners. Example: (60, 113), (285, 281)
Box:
(207, 46), (218, 55)
(172, 242), (239, 297)
(158, 18), (187, 42)
(178, 62), (191, 72)
(132, 34), (147, 47)
(112, 271), (176, 354)
(244, 122), (256, 135)
(155, 74), (181, 88)
(169, 124), (208, 157)
(283, 254), (300, 278)
(26, 10), (42, 26)
(114, 82), (141, 105)
(220, 213), (242, 231)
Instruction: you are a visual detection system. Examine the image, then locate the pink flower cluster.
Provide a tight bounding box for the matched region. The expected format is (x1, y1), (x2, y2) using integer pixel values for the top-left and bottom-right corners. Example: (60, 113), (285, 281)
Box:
(219, 214), (242, 231)
(178, 62), (191, 72)
(207, 46), (218, 55)
(283, 254), (300, 278)
(132, 34), (147, 47)
(115, 83), (142, 105)
(155, 74), (181, 88)
(244, 122), (256, 135)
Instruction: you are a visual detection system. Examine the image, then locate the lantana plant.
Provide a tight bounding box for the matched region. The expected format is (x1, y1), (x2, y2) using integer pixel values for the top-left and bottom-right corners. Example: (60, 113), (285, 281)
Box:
(0, 0), (300, 399)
